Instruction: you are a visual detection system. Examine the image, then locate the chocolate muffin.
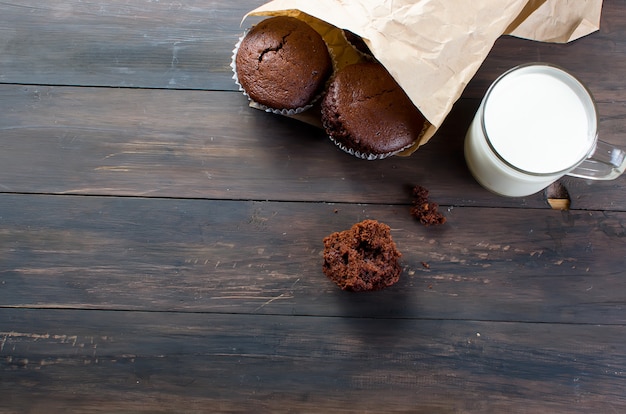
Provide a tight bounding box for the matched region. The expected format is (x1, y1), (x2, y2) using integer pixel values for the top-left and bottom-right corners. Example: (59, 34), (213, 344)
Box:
(321, 62), (427, 159)
(322, 219), (402, 292)
(234, 16), (333, 112)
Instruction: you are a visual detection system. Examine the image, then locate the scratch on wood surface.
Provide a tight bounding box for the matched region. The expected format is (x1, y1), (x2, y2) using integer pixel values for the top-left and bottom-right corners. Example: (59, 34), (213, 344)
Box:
(215, 242), (235, 248)
(1, 332), (51, 340)
(554, 258), (577, 266)
(254, 281), (300, 312)
(94, 166), (131, 172)
(1, 332), (78, 346)
(254, 293), (288, 311)
(211, 296), (264, 300)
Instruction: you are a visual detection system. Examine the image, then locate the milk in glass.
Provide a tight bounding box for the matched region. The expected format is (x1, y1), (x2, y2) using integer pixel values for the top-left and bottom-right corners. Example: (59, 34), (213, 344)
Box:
(464, 64), (597, 197)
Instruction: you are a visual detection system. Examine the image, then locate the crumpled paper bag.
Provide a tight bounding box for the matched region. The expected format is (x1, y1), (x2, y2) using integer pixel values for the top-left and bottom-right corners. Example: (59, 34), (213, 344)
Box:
(243, 0), (602, 155)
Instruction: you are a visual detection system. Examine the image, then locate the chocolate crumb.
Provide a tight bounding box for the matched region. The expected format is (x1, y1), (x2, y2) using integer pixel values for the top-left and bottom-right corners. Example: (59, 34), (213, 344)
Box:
(421, 261), (431, 269)
(410, 185), (446, 226)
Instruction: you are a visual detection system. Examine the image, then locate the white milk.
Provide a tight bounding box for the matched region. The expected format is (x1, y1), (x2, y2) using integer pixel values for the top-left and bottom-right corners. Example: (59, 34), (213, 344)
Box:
(465, 64), (597, 197)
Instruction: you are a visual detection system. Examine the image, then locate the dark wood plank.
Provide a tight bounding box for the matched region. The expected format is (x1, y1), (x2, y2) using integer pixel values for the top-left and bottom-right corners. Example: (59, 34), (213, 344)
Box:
(1, 84), (625, 210)
(1, 309), (624, 413)
(0, 0), (267, 90)
(2, 193), (626, 325)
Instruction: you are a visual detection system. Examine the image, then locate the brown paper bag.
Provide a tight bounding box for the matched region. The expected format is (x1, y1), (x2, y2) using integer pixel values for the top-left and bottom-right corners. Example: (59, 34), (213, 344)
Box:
(243, 0), (602, 155)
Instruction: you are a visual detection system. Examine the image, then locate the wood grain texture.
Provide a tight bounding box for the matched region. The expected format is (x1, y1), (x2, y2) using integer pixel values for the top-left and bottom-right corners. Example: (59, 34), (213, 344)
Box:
(2, 194), (625, 325)
(1, 1), (626, 412)
(0, 0), (267, 90)
(1, 309), (625, 413)
(1, 84), (625, 210)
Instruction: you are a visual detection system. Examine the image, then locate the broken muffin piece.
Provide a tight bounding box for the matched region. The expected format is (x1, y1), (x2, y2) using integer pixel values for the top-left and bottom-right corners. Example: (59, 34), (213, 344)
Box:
(322, 219), (402, 292)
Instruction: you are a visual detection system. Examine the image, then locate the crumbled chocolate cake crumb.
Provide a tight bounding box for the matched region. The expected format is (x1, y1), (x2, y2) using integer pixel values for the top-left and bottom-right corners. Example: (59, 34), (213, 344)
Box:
(411, 185), (446, 226)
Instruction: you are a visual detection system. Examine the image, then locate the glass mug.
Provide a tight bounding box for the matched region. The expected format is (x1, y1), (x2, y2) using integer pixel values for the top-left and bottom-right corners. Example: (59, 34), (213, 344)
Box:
(464, 63), (626, 197)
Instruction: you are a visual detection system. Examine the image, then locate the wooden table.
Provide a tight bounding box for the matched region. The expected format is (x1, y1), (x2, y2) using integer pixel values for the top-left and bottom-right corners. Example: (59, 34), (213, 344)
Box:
(1, 1), (625, 412)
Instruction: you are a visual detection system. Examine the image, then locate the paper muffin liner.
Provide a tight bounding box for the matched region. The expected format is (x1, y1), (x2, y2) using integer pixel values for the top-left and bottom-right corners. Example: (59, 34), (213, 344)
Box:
(231, 27), (335, 116)
(327, 120), (431, 160)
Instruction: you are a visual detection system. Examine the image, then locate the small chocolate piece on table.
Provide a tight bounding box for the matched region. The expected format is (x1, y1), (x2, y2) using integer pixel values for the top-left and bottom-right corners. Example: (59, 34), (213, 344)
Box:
(411, 185), (446, 226)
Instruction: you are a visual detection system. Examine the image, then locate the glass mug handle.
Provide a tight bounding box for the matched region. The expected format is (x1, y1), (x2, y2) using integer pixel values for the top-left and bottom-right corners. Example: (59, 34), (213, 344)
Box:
(568, 139), (626, 180)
